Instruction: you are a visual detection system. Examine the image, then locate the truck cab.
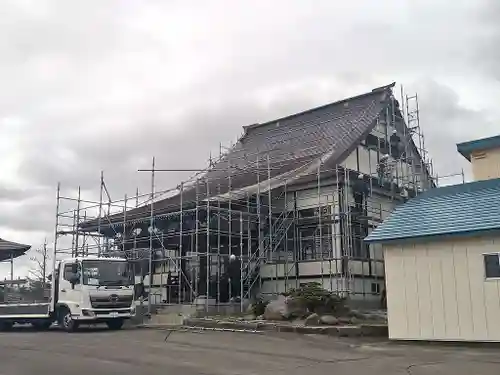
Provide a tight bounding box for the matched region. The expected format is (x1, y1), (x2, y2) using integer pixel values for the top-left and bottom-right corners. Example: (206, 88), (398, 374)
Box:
(53, 256), (135, 332)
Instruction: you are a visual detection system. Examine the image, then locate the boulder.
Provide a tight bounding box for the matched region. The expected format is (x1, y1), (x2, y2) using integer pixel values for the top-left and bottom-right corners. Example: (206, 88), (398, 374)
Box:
(337, 316), (352, 324)
(348, 309), (388, 323)
(263, 295), (306, 321)
(285, 297), (307, 318)
(320, 315), (339, 326)
(349, 309), (372, 321)
(304, 313), (320, 326)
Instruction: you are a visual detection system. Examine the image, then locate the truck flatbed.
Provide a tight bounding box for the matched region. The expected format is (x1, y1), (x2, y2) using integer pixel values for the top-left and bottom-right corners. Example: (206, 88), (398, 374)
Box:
(0, 303), (50, 318)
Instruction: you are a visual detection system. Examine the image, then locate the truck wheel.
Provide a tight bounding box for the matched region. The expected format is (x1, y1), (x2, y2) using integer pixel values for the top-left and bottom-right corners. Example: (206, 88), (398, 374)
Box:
(59, 308), (79, 332)
(106, 319), (124, 330)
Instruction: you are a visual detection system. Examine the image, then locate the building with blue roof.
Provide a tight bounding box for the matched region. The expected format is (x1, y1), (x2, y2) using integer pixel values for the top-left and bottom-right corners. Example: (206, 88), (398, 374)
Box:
(365, 134), (500, 342)
(457, 134), (500, 181)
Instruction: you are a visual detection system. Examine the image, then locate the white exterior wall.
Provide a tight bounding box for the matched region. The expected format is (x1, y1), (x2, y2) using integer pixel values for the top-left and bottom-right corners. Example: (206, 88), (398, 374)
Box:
(341, 145), (378, 177)
(384, 235), (500, 342)
(288, 186), (338, 210)
(342, 131), (427, 192)
(260, 259), (384, 302)
(260, 274), (382, 302)
(470, 148), (500, 181)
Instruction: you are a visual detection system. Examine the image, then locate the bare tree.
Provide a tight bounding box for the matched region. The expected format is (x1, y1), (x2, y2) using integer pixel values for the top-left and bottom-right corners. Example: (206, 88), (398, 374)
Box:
(29, 239), (50, 288)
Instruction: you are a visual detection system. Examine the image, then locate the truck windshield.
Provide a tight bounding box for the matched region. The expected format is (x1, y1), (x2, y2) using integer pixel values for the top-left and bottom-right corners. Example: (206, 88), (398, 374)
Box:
(82, 260), (131, 286)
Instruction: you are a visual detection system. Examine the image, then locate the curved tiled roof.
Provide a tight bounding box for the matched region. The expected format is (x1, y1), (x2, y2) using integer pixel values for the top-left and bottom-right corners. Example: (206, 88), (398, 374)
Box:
(81, 83), (395, 230)
(0, 238), (31, 261)
(365, 178), (500, 244)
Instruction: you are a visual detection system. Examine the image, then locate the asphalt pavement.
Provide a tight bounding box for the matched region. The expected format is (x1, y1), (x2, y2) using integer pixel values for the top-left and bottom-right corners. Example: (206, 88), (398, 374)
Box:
(0, 326), (499, 374)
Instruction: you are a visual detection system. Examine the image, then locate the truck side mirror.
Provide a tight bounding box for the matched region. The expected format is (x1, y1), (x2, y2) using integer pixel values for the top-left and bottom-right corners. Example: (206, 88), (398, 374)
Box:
(69, 273), (80, 289)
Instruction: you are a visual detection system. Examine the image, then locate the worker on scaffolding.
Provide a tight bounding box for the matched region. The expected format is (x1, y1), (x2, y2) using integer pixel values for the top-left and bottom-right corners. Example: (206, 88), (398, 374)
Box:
(377, 154), (390, 186)
(352, 173), (368, 215)
(389, 129), (402, 159)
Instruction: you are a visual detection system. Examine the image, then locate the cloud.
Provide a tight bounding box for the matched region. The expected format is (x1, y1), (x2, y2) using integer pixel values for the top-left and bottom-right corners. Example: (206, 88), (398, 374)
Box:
(0, 0), (499, 276)
(408, 79), (498, 184)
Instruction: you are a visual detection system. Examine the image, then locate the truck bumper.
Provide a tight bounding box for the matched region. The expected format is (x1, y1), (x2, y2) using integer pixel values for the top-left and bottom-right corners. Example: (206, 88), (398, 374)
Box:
(74, 308), (134, 321)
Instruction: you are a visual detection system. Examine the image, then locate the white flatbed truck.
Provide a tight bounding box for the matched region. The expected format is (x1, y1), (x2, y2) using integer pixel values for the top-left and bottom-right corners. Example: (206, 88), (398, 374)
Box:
(0, 256), (136, 332)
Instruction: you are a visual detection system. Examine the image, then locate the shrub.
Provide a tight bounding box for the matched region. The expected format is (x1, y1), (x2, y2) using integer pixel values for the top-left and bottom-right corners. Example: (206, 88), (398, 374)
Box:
(285, 282), (347, 315)
(251, 297), (269, 317)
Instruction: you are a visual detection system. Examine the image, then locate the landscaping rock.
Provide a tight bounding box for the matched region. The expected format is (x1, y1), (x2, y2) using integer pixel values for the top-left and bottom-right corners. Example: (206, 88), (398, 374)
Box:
(263, 296), (286, 320)
(366, 311), (388, 323)
(320, 315), (339, 325)
(337, 316), (352, 324)
(349, 309), (387, 322)
(263, 295), (306, 320)
(144, 317), (388, 337)
(304, 313), (320, 326)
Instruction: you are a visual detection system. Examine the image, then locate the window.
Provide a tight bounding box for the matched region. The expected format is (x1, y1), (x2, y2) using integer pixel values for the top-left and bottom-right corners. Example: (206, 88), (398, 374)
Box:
(299, 208), (316, 218)
(298, 226), (332, 261)
(364, 134), (389, 155)
(82, 260), (130, 286)
(351, 217), (369, 259)
(371, 283), (381, 295)
(63, 264), (77, 281)
(484, 254), (500, 279)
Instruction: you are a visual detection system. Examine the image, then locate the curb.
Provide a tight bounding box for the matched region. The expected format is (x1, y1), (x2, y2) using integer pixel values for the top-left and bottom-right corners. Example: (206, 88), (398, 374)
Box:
(137, 318), (388, 338)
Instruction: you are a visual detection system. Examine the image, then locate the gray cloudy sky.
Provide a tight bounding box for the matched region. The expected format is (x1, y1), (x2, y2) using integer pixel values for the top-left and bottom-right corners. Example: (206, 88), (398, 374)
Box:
(0, 0), (499, 278)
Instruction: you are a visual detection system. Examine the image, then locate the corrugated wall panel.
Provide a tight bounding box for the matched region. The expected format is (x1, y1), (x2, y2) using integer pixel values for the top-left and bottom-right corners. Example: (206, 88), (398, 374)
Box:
(439, 244), (461, 339)
(384, 246), (408, 339)
(453, 242), (475, 340)
(427, 242), (446, 339)
(402, 245), (421, 339)
(414, 246), (434, 339)
(385, 236), (500, 341)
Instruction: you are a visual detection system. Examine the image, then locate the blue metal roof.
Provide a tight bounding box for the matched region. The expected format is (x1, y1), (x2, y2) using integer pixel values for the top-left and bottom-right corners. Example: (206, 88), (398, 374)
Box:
(457, 134), (500, 161)
(364, 178), (500, 244)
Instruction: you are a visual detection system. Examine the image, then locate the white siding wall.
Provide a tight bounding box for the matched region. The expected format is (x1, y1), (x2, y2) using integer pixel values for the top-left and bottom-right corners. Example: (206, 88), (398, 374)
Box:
(289, 186), (338, 210)
(260, 275), (381, 302)
(341, 132), (427, 192)
(341, 146), (379, 177)
(385, 235), (500, 342)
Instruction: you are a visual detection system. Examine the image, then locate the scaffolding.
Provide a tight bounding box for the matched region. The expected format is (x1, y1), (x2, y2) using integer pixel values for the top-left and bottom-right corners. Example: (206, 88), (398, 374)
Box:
(52, 86), (445, 313)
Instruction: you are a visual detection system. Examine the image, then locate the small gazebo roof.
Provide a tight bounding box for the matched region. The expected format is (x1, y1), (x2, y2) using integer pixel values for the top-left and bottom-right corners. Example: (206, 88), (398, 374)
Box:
(0, 238), (31, 262)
